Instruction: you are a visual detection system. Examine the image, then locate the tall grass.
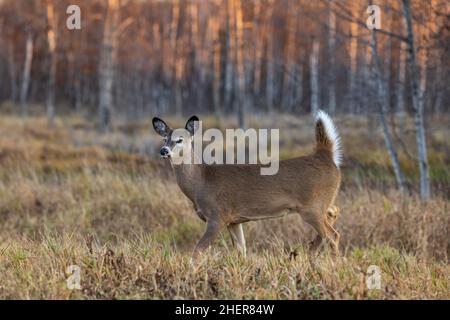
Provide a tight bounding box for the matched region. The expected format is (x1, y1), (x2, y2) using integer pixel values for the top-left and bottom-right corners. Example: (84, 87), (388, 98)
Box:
(0, 114), (448, 299)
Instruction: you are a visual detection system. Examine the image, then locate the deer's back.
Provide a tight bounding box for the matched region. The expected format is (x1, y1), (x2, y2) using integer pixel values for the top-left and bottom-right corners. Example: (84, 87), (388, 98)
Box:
(196, 153), (340, 222)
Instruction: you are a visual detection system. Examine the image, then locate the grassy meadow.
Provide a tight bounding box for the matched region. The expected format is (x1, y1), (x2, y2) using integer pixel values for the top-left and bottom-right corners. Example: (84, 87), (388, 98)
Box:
(0, 110), (449, 299)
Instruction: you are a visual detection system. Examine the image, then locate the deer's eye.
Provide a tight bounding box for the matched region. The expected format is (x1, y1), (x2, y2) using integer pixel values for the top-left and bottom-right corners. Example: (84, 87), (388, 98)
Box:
(175, 138), (183, 144)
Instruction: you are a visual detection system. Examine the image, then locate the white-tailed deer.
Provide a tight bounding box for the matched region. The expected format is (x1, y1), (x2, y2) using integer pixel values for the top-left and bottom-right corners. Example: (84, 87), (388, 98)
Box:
(152, 110), (342, 258)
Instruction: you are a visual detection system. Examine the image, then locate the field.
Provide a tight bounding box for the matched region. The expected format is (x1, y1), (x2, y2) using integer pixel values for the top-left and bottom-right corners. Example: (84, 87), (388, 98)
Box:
(0, 112), (449, 299)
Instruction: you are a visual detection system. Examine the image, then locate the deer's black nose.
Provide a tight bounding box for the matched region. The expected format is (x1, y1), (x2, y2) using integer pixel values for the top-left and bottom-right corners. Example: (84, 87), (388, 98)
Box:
(160, 147), (169, 156)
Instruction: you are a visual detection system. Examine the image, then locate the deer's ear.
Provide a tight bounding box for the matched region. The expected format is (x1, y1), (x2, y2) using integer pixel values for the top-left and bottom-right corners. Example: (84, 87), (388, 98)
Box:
(185, 115), (199, 136)
(152, 117), (170, 137)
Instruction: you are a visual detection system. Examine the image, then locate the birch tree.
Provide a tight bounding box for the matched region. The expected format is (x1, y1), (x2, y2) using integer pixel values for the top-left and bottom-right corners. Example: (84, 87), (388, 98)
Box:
(310, 39), (320, 115)
(370, 30), (406, 192)
(169, 0), (182, 117)
(8, 39), (17, 103)
(347, 1), (359, 113)
(19, 32), (33, 118)
(224, 0), (235, 113)
(327, 0), (337, 114)
(265, 0), (275, 113)
(402, 0), (430, 199)
(234, 0), (246, 128)
(211, 16), (222, 118)
(98, 0), (120, 132)
(396, 40), (406, 118)
(46, 0), (57, 127)
(252, 0), (263, 109)
(282, 0), (298, 113)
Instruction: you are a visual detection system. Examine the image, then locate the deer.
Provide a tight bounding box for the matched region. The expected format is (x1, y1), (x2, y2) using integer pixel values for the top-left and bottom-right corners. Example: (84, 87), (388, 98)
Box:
(152, 110), (342, 258)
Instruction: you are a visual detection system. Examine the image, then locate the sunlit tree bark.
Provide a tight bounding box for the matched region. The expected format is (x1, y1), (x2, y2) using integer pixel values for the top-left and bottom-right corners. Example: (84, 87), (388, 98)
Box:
(234, 0), (246, 128)
(46, 0), (57, 127)
(347, 1), (359, 113)
(327, 0), (337, 114)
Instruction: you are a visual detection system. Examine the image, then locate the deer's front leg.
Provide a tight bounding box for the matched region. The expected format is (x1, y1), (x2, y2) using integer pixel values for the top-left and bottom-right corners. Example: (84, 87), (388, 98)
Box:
(227, 223), (247, 258)
(192, 219), (224, 258)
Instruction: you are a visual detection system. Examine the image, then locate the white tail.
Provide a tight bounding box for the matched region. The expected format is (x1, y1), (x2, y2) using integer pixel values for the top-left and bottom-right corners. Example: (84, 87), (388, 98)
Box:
(315, 110), (342, 167)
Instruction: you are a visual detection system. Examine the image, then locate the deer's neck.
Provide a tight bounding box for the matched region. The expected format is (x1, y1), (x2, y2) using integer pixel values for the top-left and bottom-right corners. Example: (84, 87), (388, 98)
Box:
(171, 144), (203, 201)
(171, 163), (202, 201)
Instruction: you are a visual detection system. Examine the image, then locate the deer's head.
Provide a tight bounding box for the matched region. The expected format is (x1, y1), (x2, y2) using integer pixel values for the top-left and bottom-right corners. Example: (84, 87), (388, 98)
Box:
(152, 116), (199, 162)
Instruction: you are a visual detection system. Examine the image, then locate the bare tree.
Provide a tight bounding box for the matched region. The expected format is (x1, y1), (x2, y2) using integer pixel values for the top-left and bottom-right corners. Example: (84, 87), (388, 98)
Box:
(19, 32), (33, 118)
(347, 1), (359, 113)
(310, 39), (320, 115)
(370, 30), (406, 192)
(252, 0), (263, 110)
(327, 0), (337, 114)
(46, 0), (57, 127)
(98, 0), (120, 132)
(224, 0), (235, 113)
(402, 0), (430, 200)
(211, 16), (222, 119)
(265, 0), (275, 113)
(282, 0), (298, 113)
(169, 0), (182, 117)
(7, 39), (17, 103)
(396, 40), (406, 117)
(234, 0), (246, 128)
(0, 0), (448, 135)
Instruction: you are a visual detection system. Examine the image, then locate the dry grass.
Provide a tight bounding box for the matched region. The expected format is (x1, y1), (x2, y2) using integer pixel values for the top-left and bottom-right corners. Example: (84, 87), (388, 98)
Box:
(0, 114), (448, 299)
(1, 235), (448, 299)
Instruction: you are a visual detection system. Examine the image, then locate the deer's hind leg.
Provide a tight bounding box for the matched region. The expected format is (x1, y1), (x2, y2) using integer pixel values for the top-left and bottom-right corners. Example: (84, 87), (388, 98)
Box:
(301, 208), (340, 256)
(324, 218), (340, 255)
(227, 223), (247, 258)
(326, 205), (340, 227)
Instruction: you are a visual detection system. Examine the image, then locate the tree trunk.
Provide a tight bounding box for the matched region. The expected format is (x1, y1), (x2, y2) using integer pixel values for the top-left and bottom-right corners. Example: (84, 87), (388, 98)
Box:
(370, 31), (406, 192)
(347, 2), (358, 113)
(293, 64), (303, 113)
(310, 39), (320, 115)
(190, 1), (202, 111)
(282, 0), (297, 113)
(8, 40), (18, 103)
(211, 18), (222, 119)
(224, 0), (235, 114)
(383, 32), (392, 113)
(327, 1), (337, 114)
(174, 55), (183, 118)
(396, 40), (406, 117)
(252, 0), (262, 110)
(46, 0), (57, 127)
(265, 6), (275, 113)
(20, 33), (33, 118)
(169, 0), (182, 117)
(234, 0), (246, 128)
(98, 0), (120, 132)
(402, 0), (430, 200)
(363, 41), (376, 138)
